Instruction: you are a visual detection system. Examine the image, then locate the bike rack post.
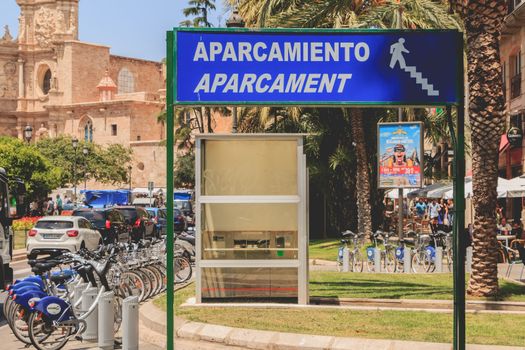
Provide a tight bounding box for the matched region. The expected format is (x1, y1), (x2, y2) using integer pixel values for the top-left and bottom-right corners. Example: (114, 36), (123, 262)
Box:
(123, 296), (139, 350)
(342, 248), (350, 272)
(374, 248), (381, 272)
(435, 247), (443, 273)
(82, 287), (99, 341)
(403, 248), (411, 273)
(98, 291), (115, 350)
(73, 283), (87, 312)
(466, 246), (473, 273)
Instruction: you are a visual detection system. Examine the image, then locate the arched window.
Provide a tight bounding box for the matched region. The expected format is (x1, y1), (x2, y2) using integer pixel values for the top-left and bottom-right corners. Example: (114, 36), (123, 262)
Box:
(84, 120), (93, 142)
(42, 69), (52, 95)
(118, 68), (134, 94)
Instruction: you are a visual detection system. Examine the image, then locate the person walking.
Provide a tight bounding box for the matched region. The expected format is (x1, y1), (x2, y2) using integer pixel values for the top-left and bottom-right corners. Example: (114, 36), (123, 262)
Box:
(56, 194), (63, 215)
(428, 198), (440, 233)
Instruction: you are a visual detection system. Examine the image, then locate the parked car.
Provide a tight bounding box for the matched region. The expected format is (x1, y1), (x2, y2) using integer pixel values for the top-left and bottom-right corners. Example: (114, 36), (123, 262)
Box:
(114, 206), (155, 241)
(146, 207), (187, 235)
(72, 208), (129, 244)
(27, 216), (102, 259)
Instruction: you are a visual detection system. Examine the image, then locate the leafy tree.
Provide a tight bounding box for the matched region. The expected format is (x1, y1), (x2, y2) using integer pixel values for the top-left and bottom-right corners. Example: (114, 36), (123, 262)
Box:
(0, 137), (60, 201)
(174, 151), (195, 188)
(228, 0), (460, 236)
(36, 136), (132, 187)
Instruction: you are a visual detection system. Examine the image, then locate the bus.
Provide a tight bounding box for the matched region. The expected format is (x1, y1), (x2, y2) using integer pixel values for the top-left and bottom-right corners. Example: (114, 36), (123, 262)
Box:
(0, 167), (26, 289)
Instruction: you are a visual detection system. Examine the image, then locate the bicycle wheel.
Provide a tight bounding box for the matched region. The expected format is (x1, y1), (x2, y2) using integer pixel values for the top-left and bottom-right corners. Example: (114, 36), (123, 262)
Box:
(9, 304), (32, 345)
(27, 312), (72, 350)
(423, 251), (435, 272)
(352, 251), (364, 272)
(147, 264), (165, 296)
(383, 250), (396, 273)
(174, 257), (192, 283)
(142, 267), (159, 299)
(411, 250), (426, 273)
(135, 270), (152, 302)
(121, 271), (147, 302)
(444, 248), (453, 272)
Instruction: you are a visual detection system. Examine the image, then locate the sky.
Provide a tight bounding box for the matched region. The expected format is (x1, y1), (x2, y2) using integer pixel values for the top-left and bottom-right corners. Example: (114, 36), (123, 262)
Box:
(0, 0), (227, 61)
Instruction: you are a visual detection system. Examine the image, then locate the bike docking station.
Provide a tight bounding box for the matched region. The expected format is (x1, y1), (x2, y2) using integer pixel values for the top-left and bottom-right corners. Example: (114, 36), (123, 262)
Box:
(76, 286), (138, 349)
(166, 28), (466, 350)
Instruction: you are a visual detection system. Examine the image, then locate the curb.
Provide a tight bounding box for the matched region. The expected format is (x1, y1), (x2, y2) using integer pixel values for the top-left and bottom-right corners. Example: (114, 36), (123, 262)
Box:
(139, 298), (525, 350)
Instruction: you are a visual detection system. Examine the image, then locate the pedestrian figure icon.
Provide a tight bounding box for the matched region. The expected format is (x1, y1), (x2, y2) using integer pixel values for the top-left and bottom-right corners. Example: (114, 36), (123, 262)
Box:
(390, 38), (439, 97)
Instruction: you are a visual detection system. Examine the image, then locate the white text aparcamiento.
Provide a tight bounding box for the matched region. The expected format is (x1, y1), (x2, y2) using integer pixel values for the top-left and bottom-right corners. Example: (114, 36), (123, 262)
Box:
(193, 41), (371, 62)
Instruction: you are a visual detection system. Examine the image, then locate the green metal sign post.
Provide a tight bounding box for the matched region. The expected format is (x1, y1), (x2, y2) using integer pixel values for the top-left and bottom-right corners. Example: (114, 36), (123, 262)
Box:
(165, 28), (465, 350)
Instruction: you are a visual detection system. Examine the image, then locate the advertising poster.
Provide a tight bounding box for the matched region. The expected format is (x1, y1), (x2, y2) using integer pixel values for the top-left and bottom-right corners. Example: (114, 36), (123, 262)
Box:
(378, 122), (423, 188)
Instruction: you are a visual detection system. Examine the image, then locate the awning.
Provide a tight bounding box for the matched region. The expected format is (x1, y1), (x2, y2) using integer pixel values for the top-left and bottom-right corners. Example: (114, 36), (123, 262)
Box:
(499, 134), (510, 153)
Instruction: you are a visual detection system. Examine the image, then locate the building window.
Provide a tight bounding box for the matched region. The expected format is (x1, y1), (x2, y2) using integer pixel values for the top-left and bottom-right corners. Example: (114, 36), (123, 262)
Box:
(502, 61), (506, 102)
(42, 69), (52, 95)
(511, 113), (523, 129)
(118, 68), (134, 94)
(84, 120), (93, 142)
(511, 52), (521, 99)
(137, 135), (141, 141)
(111, 124), (117, 136)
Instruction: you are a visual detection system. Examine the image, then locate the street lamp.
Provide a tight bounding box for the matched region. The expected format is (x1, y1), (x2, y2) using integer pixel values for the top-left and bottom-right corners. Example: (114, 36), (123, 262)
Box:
(226, 4), (245, 133)
(128, 165), (132, 204)
(82, 146), (89, 190)
(24, 125), (33, 143)
(72, 137), (78, 205)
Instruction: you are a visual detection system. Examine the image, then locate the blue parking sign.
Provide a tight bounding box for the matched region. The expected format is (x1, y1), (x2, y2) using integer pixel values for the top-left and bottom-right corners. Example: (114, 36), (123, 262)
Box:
(174, 29), (461, 106)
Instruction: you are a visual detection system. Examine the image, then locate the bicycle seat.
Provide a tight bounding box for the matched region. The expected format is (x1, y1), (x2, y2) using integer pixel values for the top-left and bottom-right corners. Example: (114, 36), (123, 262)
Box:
(373, 230), (383, 237)
(340, 239), (350, 244)
(50, 271), (73, 285)
(342, 230), (355, 237)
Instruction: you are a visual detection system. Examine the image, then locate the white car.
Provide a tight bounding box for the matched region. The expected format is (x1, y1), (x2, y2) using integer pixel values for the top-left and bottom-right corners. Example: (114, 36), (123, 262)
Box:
(27, 216), (102, 259)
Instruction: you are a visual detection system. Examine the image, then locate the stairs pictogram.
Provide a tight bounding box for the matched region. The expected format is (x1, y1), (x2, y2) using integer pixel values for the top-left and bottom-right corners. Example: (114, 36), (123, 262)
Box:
(403, 66), (439, 96)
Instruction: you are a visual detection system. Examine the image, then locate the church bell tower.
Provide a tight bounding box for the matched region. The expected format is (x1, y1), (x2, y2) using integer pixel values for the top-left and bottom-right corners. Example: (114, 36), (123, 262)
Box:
(16, 0), (79, 49)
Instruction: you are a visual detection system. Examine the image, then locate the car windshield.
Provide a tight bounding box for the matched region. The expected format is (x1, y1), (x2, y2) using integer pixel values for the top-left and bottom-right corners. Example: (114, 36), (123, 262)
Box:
(35, 220), (74, 229)
(118, 208), (137, 221)
(73, 211), (105, 226)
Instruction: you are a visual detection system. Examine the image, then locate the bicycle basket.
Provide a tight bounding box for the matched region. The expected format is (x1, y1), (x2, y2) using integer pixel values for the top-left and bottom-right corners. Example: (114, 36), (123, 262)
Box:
(366, 247), (375, 261)
(395, 247), (404, 260)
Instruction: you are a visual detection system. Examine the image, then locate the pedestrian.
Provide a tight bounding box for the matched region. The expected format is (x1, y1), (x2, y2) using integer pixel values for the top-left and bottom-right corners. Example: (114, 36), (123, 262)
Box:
(56, 194), (63, 215)
(428, 198), (440, 233)
(415, 198), (427, 220)
(512, 221), (523, 240)
(498, 217), (512, 235)
(46, 197), (54, 215)
(447, 199), (454, 229)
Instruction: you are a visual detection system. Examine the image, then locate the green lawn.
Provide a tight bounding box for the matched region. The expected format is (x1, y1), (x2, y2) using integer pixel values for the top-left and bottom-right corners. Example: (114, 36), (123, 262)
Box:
(309, 239), (340, 261)
(158, 280), (525, 347)
(309, 271), (525, 301)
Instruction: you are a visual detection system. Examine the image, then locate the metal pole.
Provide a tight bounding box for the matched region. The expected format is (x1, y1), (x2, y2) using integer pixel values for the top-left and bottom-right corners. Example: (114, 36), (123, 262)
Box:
(123, 296), (139, 350)
(73, 147), (77, 204)
(98, 291), (114, 350)
(166, 30), (175, 350)
(82, 287), (98, 341)
(397, 6), (404, 240)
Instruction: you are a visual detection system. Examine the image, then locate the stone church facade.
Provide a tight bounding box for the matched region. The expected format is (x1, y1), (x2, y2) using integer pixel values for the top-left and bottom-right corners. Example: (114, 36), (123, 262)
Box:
(0, 0), (168, 188)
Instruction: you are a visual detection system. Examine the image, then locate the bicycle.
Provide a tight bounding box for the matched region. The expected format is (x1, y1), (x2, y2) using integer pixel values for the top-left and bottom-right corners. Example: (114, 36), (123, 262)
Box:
(367, 231), (396, 273)
(338, 230), (365, 272)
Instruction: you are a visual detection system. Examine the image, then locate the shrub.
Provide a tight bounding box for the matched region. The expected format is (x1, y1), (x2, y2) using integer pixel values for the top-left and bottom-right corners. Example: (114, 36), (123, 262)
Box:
(12, 216), (41, 231)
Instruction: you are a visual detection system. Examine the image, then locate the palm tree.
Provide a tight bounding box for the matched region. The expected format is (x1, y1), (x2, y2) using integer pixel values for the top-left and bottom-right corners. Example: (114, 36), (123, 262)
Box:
(449, 0), (507, 297)
(183, 0), (216, 28)
(228, 0), (459, 237)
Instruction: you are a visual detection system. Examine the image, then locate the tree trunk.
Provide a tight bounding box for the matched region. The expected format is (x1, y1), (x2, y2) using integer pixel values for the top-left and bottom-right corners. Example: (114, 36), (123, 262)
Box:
(347, 108), (373, 237)
(465, 0), (507, 297)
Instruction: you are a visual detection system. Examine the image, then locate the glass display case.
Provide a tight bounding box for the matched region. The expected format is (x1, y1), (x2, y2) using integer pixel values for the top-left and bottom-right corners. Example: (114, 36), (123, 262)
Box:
(196, 135), (308, 304)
